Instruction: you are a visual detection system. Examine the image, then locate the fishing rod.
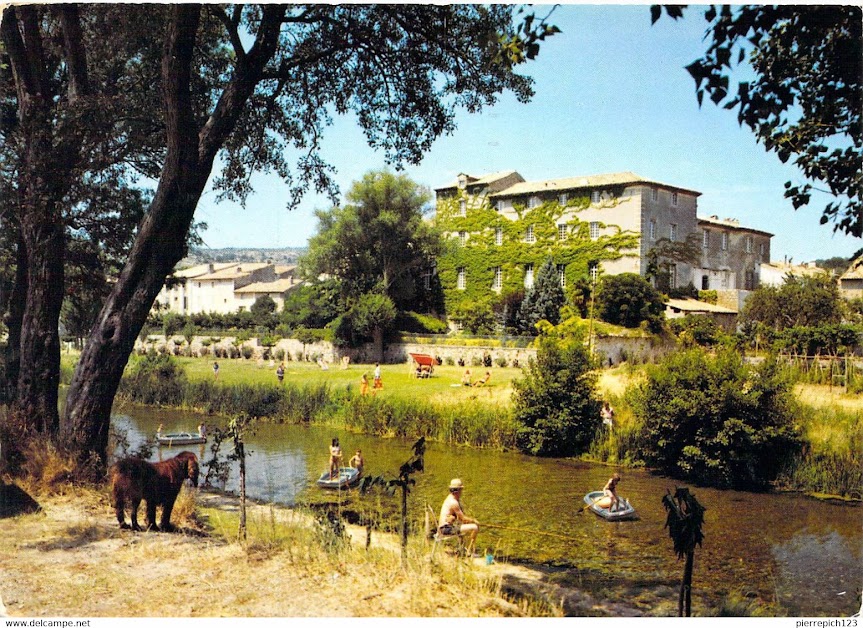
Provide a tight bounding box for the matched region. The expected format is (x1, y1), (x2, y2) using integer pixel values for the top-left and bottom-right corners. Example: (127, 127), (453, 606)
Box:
(482, 522), (583, 542)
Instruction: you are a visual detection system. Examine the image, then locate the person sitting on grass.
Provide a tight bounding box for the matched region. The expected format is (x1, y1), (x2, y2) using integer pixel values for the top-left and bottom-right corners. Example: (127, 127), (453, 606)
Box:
(472, 371), (491, 387)
(461, 368), (472, 386)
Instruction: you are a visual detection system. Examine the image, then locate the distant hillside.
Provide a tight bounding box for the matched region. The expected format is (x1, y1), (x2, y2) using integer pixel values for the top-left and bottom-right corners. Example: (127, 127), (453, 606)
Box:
(181, 247), (306, 267)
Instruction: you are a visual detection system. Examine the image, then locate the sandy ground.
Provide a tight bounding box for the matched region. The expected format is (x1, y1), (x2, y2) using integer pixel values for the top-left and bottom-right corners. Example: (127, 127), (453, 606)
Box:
(0, 485), (645, 618)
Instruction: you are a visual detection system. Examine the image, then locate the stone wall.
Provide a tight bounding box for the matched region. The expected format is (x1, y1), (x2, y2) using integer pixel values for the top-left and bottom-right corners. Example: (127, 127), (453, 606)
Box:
(138, 333), (673, 368)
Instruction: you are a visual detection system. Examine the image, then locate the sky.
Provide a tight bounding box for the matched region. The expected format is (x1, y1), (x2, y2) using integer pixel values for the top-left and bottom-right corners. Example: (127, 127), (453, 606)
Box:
(192, 4), (861, 264)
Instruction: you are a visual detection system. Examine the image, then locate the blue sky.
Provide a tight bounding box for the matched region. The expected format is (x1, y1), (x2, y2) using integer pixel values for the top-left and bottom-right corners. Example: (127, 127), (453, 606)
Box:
(193, 4), (861, 264)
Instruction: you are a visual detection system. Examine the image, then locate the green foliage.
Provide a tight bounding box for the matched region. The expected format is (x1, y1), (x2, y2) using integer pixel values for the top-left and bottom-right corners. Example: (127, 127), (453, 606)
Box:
(655, 5), (862, 236)
(741, 274), (845, 331)
(516, 258), (566, 334)
(435, 193), (640, 317)
(511, 337), (601, 456)
(668, 315), (722, 348)
(596, 273), (665, 331)
(630, 348), (802, 489)
(350, 293), (397, 340)
(302, 170), (443, 310)
(280, 280), (342, 329)
(451, 298), (497, 336)
(698, 290), (718, 304)
(395, 311), (448, 335)
(773, 324), (861, 356)
(250, 295), (277, 326)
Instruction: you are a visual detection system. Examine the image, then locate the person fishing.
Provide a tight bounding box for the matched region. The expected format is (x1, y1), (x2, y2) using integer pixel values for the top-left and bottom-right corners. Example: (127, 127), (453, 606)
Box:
(438, 478), (479, 556)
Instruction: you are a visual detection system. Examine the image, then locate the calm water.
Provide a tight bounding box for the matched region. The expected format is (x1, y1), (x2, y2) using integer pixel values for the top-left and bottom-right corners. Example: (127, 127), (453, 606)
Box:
(113, 404), (862, 616)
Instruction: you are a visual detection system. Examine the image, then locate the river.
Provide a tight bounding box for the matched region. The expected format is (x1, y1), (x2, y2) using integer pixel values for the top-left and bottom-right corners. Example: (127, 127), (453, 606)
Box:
(113, 404), (862, 616)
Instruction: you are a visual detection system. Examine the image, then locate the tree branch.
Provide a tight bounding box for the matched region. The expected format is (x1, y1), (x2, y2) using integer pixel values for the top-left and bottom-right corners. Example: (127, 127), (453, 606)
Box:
(208, 4), (246, 64)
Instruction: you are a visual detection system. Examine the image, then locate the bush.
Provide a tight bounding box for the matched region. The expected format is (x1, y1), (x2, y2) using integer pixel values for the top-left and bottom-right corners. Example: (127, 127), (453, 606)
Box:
(241, 346), (254, 360)
(494, 356), (508, 368)
(395, 311), (448, 334)
(511, 337), (601, 456)
(274, 348), (285, 362)
(597, 273), (665, 332)
(630, 347), (801, 489)
(669, 315), (722, 347)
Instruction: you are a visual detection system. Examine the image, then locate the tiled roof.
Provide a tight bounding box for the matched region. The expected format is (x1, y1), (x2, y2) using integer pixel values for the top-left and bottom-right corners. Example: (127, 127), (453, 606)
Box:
(489, 171), (701, 198)
(435, 170), (520, 191)
(235, 278), (302, 293)
(196, 263), (271, 280)
(172, 263), (238, 279)
(840, 254), (863, 280)
(699, 216), (773, 237)
(666, 298), (737, 314)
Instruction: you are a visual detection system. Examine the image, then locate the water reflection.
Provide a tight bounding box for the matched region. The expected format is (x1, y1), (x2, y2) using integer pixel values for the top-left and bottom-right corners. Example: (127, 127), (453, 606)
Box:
(112, 405), (862, 616)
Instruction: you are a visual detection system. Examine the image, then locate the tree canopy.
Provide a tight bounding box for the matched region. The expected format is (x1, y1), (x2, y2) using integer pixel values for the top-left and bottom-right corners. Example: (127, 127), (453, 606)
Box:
(516, 258), (566, 334)
(597, 273), (665, 331)
(0, 4), (559, 463)
(654, 5), (862, 237)
(302, 170), (443, 309)
(740, 274), (844, 331)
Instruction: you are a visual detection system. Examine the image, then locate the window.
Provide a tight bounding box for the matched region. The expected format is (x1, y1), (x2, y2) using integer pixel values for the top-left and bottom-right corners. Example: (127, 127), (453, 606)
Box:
(721, 232), (728, 251)
(528, 196), (540, 209)
(651, 188), (658, 202)
(649, 219), (656, 241)
(495, 199), (504, 212)
(760, 242), (766, 258)
(558, 224), (567, 241)
(458, 231), (467, 246)
(589, 261), (599, 282)
(589, 221), (600, 240)
(493, 266), (502, 290)
(495, 226), (503, 246)
(701, 275), (709, 290)
(197, 282), (201, 288)
(558, 193), (568, 206)
(745, 269), (755, 290)
(671, 191), (678, 206)
(668, 264), (678, 289)
(457, 268), (466, 290)
(525, 224), (535, 243)
(557, 264), (566, 288)
(669, 223), (677, 242)
(591, 190), (601, 204)
(703, 229), (710, 249)
(459, 199), (466, 216)
(524, 263), (534, 289)
(745, 236), (753, 253)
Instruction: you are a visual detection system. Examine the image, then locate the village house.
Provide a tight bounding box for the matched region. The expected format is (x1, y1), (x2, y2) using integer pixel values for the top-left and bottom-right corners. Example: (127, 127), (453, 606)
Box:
(434, 170), (772, 311)
(155, 262), (301, 315)
(838, 253), (863, 300)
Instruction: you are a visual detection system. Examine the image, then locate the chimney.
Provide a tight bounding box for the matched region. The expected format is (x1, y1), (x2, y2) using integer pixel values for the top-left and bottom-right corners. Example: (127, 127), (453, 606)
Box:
(208, 263), (214, 272)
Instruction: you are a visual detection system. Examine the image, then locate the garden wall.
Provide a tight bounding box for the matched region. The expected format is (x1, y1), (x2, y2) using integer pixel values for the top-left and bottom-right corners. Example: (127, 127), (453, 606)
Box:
(137, 333), (673, 368)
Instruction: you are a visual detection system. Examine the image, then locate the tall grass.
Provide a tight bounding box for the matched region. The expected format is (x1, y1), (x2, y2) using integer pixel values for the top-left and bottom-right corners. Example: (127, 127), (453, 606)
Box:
(117, 369), (518, 449)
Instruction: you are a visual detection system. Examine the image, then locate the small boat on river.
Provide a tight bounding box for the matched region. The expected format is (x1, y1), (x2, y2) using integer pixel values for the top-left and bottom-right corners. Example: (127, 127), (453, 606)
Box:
(156, 432), (207, 447)
(316, 467), (361, 489)
(583, 491), (637, 521)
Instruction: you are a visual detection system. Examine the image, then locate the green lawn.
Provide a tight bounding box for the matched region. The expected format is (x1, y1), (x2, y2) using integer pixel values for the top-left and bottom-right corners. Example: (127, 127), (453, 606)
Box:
(167, 356), (522, 407)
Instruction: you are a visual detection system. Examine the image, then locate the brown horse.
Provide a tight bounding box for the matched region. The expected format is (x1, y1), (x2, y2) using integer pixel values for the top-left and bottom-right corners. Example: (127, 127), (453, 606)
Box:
(110, 451), (199, 532)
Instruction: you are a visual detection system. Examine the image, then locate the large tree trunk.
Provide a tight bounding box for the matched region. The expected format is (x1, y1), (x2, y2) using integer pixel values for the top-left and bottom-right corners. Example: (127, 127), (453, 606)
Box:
(62, 6), (205, 459)
(1, 6), (80, 433)
(62, 5), (285, 462)
(1, 231), (27, 403)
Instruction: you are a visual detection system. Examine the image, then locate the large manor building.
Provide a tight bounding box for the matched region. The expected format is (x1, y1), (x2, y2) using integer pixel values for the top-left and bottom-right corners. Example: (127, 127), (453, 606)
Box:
(434, 170), (772, 308)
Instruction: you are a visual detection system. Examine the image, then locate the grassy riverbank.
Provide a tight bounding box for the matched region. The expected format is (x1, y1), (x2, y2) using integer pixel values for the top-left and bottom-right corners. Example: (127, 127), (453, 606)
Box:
(100, 352), (863, 497)
(1, 475), (787, 618)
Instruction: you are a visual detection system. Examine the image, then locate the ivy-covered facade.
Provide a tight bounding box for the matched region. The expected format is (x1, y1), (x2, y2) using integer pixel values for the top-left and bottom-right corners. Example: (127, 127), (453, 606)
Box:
(433, 170), (706, 314)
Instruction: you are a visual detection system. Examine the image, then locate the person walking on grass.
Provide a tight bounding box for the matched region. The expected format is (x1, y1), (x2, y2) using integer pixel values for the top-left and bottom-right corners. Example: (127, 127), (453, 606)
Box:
(276, 363), (285, 384)
(373, 363), (383, 394)
(438, 478), (480, 556)
(212, 361), (219, 379)
(360, 373), (369, 397)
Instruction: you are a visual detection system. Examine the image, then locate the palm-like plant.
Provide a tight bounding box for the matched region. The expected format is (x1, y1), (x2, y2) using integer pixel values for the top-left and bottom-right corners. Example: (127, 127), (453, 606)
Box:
(662, 487), (706, 617)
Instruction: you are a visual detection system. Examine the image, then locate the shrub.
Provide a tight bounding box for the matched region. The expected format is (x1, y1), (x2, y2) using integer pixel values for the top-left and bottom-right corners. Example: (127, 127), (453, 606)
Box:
(241, 346), (254, 360)
(669, 315), (722, 347)
(494, 356), (508, 368)
(511, 337), (601, 456)
(444, 356), (455, 366)
(597, 273), (665, 332)
(630, 347), (801, 489)
(274, 348), (285, 361)
(395, 311), (449, 334)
